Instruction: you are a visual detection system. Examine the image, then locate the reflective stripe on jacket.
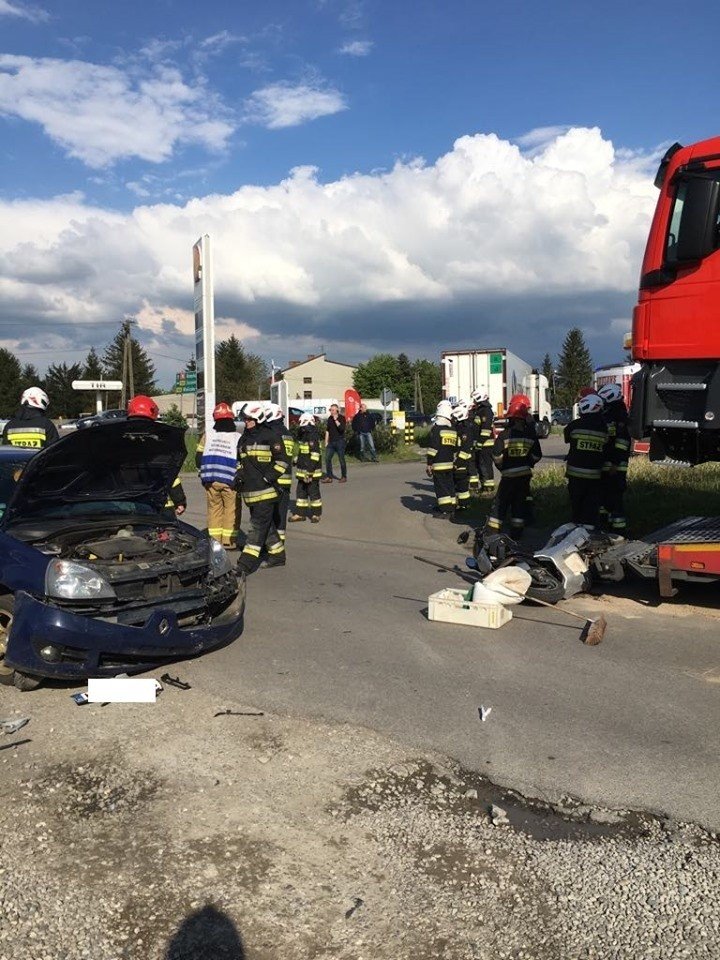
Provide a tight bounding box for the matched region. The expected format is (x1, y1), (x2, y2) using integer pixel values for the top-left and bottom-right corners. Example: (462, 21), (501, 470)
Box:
(564, 413), (609, 481)
(492, 421), (541, 478)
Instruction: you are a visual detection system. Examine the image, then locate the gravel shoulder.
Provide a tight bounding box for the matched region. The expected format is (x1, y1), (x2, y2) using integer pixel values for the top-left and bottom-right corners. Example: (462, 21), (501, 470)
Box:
(1, 679), (718, 960)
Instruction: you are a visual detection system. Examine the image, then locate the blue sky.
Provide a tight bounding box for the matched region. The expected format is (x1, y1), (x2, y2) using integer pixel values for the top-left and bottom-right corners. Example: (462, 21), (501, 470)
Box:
(0, 0), (717, 386)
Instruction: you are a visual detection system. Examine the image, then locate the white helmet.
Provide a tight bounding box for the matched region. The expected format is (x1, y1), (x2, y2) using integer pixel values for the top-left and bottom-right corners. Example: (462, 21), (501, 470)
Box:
(21, 386), (49, 410)
(452, 401), (469, 422)
(578, 394), (604, 415)
(471, 388), (489, 403)
(242, 401), (267, 423)
(264, 402), (284, 422)
(598, 383), (623, 405)
(436, 400), (453, 420)
(299, 412), (315, 427)
(231, 401), (246, 419)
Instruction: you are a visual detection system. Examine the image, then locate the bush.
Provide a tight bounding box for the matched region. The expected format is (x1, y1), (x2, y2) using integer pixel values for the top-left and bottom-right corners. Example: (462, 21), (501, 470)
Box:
(414, 426), (432, 449)
(160, 403), (188, 427)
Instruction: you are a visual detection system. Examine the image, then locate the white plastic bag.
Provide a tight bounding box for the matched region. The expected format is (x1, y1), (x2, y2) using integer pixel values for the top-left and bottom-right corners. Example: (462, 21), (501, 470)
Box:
(475, 567), (532, 606)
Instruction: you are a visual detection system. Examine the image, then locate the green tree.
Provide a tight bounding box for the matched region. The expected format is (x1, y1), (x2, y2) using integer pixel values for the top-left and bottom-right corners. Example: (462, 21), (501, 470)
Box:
(353, 354), (401, 399)
(19, 363), (41, 397)
(160, 403), (187, 427)
(83, 347), (104, 379)
(103, 320), (157, 396)
(541, 352), (556, 404)
(0, 348), (22, 417)
(413, 358), (442, 413)
(555, 328), (593, 408)
(215, 335), (269, 402)
(44, 362), (85, 418)
(396, 353), (415, 405)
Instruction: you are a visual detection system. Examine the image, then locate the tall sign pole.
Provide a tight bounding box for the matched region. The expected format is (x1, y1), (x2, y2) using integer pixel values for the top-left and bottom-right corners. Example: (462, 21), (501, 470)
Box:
(192, 235), (216, 438)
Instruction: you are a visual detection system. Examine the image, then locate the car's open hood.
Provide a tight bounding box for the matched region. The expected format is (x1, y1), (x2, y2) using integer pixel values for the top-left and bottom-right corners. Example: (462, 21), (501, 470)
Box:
(3, 419), (187, 524)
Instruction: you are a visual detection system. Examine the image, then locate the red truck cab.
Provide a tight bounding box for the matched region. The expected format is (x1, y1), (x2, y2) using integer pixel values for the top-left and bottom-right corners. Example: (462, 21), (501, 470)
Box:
(630, 137), (720, 464)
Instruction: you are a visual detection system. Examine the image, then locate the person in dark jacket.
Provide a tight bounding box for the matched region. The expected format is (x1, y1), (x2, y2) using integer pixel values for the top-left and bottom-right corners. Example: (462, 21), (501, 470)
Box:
(564, 392), (609, 528)
(351, 402), (379, 462)
(265, 402), (294, 545)
(322, 404), (347, 482)
(451, 400), (478, 509)
(2, 387), (58, 449)
(235, 402), (290, 574)
(426, 400), (458, 516)
(598, 383), (631, 534)
(470, 388), (495, 494)
(289, 413), (323, 522)
(486, 396), (542, 537)
(126, 394), (187, 519)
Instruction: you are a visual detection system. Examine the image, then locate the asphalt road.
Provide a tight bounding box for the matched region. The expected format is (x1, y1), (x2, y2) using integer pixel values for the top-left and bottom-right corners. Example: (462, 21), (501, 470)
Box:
(181, 455), (720, 831)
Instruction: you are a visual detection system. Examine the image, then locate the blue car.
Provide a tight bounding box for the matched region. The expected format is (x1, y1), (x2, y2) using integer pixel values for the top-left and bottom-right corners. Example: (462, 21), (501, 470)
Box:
(0, 420), (245, 690)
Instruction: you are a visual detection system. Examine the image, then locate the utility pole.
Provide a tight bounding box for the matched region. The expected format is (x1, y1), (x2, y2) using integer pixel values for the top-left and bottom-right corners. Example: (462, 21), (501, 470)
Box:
(120, 319), (136, 408)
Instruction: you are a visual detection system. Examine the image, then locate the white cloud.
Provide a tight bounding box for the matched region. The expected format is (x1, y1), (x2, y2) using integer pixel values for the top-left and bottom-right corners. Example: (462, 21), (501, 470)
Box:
(244, 80), (347, 129)
(338, 39), (373, 56)
(516, 125), (571, 148)
(0, 127), (660, 381)
(0, 54), (233, 167)
(0, 0), (48, 21)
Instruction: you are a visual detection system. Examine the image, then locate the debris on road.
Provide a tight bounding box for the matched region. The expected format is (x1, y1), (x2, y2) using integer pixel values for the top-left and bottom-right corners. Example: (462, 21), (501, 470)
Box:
(0, 717), (30, 735)
(71, 693), (88, 706)
(490, 803), (510, 826)
(478, 706), (492, 722)
(214, 709), (265, 717)
(345, 897), (364, 919)
(160, 673), (192, 690)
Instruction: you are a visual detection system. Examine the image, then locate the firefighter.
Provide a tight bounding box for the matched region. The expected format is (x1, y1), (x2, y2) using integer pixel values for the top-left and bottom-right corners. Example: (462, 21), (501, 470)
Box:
(235, 401), (289, 574)
(487, 395), (542, 537)
(564, 393), (609, 528)
(289, 412), (323, 523)
(470, 388), (495, 495)
(2, 387), (59, 449)
(508, 392), (537, 522)
(452, 400), (477, 510)
(126, 395), (187, 516)
(598, 382), (631, 534)
(199, 402), (241, 548)
(426, 400), (458, 517)
(265, 402), (294, 545)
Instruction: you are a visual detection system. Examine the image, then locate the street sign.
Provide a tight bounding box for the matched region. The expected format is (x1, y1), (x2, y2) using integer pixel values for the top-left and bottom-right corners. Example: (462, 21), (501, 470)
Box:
(489, 352), (503, 375)
(381, 387), (394, 406)
(71, 380), (123, 392)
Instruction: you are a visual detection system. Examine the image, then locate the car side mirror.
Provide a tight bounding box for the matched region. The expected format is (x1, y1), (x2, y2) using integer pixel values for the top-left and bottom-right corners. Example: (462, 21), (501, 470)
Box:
(675, 176), (720, 262)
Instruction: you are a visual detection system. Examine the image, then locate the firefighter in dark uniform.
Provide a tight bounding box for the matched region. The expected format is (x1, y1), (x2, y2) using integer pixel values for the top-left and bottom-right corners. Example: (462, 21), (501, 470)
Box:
(470, 388), (495, 495)
(487, 395), (542, 537)
(2, 387), (59, 449)
(236, 401), (290, 574)
(265, 401), (294, 545)
(598, 382), (631, 534)
(289, 412), (323, 523)
(563, 392), (609, 528)
(452, 400), (478, 509)
(426, 401), (458, 516)
(126, 395), (187, 518)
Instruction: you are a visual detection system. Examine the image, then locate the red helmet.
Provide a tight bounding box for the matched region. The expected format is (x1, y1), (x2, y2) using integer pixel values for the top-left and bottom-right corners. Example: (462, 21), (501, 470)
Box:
(127, 395), (159, 420)
(213, 402), (234, 421)
(577, 386), (597, 400)
(507, 393), (531, 418)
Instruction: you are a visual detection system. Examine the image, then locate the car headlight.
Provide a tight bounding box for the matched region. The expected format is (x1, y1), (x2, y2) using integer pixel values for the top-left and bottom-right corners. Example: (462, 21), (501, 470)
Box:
(45, 560), (116, 600)
(209, 538), (233, 578)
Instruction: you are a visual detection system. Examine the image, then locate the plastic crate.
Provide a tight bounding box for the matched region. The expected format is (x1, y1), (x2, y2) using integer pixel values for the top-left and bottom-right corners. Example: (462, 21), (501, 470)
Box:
(428, 588), (513, 629)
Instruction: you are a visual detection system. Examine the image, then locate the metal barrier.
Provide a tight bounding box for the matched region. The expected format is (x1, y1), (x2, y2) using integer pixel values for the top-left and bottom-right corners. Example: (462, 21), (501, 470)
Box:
(404, 423), (415, 444)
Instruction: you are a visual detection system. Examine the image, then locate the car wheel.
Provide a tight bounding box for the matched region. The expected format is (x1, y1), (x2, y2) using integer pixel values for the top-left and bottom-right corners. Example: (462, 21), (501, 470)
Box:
(0, 595), (41, 691)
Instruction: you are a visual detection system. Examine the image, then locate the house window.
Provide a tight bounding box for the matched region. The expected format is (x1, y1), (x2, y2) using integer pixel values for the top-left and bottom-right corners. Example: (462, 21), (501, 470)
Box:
(304, 390), (312, 399)
(303, 376), (312, 384)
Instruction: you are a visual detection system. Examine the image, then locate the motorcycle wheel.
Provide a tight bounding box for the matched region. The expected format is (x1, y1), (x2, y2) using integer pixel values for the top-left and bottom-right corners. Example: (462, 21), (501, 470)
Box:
(525, 567), (565, 604)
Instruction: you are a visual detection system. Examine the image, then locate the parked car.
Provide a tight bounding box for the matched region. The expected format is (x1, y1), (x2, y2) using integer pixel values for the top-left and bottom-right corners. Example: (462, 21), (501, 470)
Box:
(0, 420), (245, 690)
(551, 408), (572, 426)
(75, 408), (127, 429)
(402, 410), (432, 426)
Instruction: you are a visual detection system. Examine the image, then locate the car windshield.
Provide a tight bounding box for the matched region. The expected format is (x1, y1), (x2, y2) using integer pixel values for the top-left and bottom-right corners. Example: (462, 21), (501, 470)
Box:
(0, 459), (30, 520)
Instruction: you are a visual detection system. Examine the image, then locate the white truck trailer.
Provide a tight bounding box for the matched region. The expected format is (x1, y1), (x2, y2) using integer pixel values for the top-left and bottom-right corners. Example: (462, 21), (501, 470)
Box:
(441, 348), (551, 429)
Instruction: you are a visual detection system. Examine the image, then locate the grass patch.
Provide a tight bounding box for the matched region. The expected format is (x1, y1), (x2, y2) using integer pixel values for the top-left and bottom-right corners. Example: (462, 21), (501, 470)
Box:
(454, 459), (720, 539)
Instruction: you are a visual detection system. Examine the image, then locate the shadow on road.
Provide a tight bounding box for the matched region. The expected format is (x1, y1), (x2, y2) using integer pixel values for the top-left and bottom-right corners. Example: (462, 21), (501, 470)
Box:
(400, 494), (436, 514)
(165, 904), (245, 959)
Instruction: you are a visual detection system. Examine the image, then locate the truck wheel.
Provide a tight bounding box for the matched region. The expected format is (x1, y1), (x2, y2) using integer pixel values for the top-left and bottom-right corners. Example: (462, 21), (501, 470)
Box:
(0, 596), (41, 691)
